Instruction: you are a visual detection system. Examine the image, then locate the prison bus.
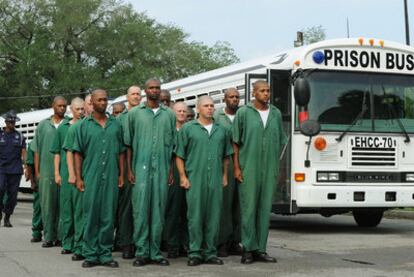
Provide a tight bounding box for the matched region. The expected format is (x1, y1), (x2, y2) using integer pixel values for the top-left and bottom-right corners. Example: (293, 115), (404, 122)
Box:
(4, 38), (414, 227)
(161, 38), (414, 227)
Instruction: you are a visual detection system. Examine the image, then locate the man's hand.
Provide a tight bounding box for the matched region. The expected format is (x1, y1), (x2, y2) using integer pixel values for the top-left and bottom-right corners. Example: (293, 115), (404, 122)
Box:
(180, 176), (191, 189)
(118, 175), (124, 188)
(68, 174), (76, 185)
(168, 169), (174, 186)
(128, 169), (135, 184)
(76, 179), (85, 192)
(234, 165), (243, 183)
(30, 180), (38, 192)
(55, 174), (62, 186)
(222, 174), (228, 187)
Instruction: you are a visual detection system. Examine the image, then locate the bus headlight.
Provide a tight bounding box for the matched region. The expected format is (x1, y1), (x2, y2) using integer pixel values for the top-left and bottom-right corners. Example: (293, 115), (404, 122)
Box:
(317, 172), (340, 182)
(406, 173), (414, 182)
(328, 173), (340, 181)
(317, 173), (328, 181)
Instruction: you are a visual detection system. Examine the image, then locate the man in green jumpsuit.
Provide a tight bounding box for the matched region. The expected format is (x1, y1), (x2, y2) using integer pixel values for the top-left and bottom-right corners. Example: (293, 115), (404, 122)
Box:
(62, 111), (86, 262)
(25, 140), (43, 242)
(164, 101), (188, 258)
(214, 88), (242, 257)
(176, 96), (233, 266)
(50, 97), (84, 255)
(114, 85), (141, 259)
(73, 89), (125, 268)
(32, 96), (67, 247)
(126, 78), (176, 266)
(233, 80), (287, 264)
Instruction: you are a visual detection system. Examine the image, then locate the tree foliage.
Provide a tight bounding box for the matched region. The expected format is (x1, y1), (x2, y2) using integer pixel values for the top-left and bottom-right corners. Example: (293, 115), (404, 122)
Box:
(302, 25), (326, 45)
(0, 0), (239, 112)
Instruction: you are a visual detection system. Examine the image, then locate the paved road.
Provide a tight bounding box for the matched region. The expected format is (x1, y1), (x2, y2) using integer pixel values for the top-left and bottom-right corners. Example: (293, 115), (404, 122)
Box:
(1, 201), (414, 277)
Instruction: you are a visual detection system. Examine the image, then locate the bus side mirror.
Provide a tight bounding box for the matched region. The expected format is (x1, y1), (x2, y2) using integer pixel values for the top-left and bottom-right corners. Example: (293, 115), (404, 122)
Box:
(294, 76), (310, 107)
(300, 120), (320, 137)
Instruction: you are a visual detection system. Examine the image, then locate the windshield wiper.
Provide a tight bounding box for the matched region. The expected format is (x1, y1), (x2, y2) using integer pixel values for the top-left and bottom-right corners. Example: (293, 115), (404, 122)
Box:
(336, 90), (368, 142)
(381, 85), (410, 143)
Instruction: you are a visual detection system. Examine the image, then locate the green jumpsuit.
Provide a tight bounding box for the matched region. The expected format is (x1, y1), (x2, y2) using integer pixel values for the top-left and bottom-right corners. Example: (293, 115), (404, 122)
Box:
(31, 117), (67, 242)
(232, 103), (287, 253)
(214, 108), (241, 248)
(125, 103), (176, 261)
(175, 120), (233, 260)
(62, 121), (84, 257)
(114, 109), (133, 249)
(26, 141), (43, 240)
(50, 120), (72, 251)
(163, 139), (188, 254)
(73, 114), (125, 263)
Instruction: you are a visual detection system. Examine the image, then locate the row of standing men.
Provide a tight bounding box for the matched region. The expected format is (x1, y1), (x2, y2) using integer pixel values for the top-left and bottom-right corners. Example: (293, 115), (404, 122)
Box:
(23, 78), (286, 268)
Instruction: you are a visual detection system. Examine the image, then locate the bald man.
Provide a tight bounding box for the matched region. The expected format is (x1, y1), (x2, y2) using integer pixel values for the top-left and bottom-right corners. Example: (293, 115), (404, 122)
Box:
(214, 88), (242, 257)
(114, 85), (141, 259)
(164, 101), (188, 258)
(175, 96), (233, 266)
(233, 80), (287, 264)
(73, 89), (125, 268)
(160, 89), (172, 107)
(84, 94), (93, 117)
(50, 97), (84, 255)
(112, 103), (126, 117)
(32, 96), (68, 247)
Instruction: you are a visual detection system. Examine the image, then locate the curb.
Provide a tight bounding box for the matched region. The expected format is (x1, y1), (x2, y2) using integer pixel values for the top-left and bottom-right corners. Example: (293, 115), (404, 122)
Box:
(384, 209), (414, 220)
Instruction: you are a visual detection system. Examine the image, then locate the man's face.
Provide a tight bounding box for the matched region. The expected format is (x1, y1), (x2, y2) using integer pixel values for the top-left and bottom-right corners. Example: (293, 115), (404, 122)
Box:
(84, 96), (93, 115)
(92, 92), (108, 113)
(253, 84), (270, 104)
(186, 108), (195, 121)
(112, 105), (124, 117)
(160, 93), (171, 107)
(53, 99), (67, 117)
(127, 88), (141, 108)
(224, 90), (240, 110)
(5, 120), (16, 130)
(173, 104), (188, 124)
(71, 103), (84, 120)
(197, 99), (215, 119)
(145, 81), (161, 101)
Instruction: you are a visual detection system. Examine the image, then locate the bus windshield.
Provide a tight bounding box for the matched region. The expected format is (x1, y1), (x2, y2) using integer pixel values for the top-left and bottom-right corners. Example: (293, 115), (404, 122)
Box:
(304, 71), (414, 133)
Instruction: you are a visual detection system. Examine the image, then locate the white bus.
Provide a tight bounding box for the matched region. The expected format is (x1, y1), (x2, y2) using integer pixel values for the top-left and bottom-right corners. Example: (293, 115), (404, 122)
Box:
(161, 38), (414, 227)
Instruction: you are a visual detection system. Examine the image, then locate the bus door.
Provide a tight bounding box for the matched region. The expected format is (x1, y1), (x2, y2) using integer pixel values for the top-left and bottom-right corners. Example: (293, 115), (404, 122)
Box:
(267, 69), (293, 214)
(244, 73), (267, 103)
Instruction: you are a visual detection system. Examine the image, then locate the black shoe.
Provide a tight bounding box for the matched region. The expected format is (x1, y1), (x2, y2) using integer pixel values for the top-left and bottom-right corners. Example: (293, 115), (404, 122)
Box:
(152, 258), (169, 266)
(102, 260), (119, 268)
(0, 212), (2, 223)
(253, 252), (277, 263)
(42, 241), (54, 248)
(72, 254), (85, 261)
(61, 249), (72, 255)
(54, 240), (62, 247)
(241, 251), (254, 264)
(133, 257), (149, 267)
(228, 242), (242, 256)
(81, 260), (100, 268)
(217, 244), (229, 257)
(167, 248), (179, 259)
(187, 257), (202, 266)
(205, 257), (224, 265)
(31, 237), (42, 243)
(122, 245), (134, 259)
(4, 215), (12, 227)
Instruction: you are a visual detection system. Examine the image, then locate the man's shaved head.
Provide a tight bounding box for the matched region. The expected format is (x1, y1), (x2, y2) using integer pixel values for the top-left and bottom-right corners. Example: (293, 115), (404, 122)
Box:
(196, 95), (214, 108)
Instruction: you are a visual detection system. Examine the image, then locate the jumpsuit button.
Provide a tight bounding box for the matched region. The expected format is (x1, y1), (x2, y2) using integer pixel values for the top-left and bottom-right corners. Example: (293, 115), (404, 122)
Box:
(102, 162), (106, 165)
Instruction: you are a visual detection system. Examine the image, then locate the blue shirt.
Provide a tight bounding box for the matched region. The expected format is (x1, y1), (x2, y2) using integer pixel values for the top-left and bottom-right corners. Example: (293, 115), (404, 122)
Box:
(0, 129), (26, 174)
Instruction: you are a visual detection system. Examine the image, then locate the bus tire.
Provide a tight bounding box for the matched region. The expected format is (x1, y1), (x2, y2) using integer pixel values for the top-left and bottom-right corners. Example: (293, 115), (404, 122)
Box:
(352, 210), (384, 227)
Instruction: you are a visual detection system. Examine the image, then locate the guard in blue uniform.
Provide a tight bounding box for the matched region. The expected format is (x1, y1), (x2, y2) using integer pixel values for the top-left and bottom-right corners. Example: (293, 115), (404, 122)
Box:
(0, 110), (26, 227)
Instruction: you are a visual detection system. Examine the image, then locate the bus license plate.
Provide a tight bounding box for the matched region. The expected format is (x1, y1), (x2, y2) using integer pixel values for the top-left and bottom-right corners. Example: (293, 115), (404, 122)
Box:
(350, 136), (397, 148)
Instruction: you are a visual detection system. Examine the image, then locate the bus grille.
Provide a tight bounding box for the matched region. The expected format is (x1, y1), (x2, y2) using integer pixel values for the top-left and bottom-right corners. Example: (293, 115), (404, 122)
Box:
(350, 147), (396, 167)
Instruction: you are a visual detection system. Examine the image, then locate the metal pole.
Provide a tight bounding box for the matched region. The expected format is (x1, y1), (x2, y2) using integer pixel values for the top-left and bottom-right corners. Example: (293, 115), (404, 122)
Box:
(404, 0), (410, 45)
(347, 18), (350, 38)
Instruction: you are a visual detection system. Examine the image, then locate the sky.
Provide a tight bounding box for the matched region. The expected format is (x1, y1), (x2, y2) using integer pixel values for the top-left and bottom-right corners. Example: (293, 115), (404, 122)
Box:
(128, 0), (412, 62)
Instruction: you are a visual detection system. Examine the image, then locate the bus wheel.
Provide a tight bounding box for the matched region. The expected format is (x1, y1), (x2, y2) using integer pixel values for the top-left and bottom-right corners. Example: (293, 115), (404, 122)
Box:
(352, 210), (384, 227)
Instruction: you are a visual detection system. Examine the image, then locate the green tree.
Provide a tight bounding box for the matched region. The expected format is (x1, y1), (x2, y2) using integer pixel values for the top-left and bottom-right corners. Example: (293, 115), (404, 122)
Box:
(302, 25), (326, 45)
(0, 0), (239, 113)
